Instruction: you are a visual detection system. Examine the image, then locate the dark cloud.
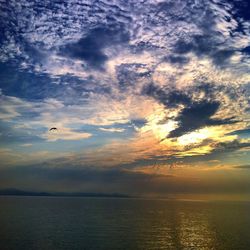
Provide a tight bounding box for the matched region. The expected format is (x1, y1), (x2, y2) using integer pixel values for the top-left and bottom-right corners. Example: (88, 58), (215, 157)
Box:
(143, 83), (238, 138)
(191, 35), (216, 55)
(174, 36), (235, 66)
(130, 119), (147, 128)
(174, 40), (194, 54)
(174, 35), (219, 56)
(227, 128), (250, 136)
(234, 165), (250, 169)
(215, 140), (250, 152)
(168, 101), (237, 138)
(153, 139), (250, 165)
(129, 41), (159, 54)
(165, 55), (190, 65)
(59, 26), (130, 69)
(142, 83), (191, 108)
(117, 63), (151, 89)
(1, 162), (250, 195)
(212, 50), (235, 65)
(0, 164), (174, 194)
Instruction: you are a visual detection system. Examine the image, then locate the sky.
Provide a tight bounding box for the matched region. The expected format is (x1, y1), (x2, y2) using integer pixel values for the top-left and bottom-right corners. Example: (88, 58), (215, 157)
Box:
(0, 0), (250, 198)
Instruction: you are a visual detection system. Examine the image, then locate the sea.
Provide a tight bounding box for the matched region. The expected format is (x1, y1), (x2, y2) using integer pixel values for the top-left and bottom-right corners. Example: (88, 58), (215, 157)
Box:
(0, 196), (250, 250)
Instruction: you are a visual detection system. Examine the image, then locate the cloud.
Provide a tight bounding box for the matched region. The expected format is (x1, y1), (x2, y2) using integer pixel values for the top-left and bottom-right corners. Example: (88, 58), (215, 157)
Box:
(116, 63), (151, 90)
(1, 161), (250, 195)
(0, 147), (72, 167)
(99, 127), (125, 133)
(20, 143), (32, 147)
(165, 55), (190, 65)
(234, 165), (250, 169)
(143, 83), (191, 108)
(0, 90), (31, 120)
(59, 25), (130, 69)
(143, 83), (241, 139)
(228, 128), (250, 136)
(0, 89), (162, 146)
(168, 101), (238, 138)
(0, 0), (250, 179)
(214, 140), (250, 153)
(0, 163), (176, 194)
(0, 92), (94, 142)
(212, 50), (235, 66)
(173, 36), (235, 66)
(44, 127), (91, 142)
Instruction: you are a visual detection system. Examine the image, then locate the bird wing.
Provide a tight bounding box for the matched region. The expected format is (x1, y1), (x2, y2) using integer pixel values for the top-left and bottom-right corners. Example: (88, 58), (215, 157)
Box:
(49, 127), (57, 131)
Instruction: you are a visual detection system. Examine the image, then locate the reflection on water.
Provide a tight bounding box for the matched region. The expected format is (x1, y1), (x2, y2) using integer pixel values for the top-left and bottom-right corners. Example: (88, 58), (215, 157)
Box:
(178, 206), (216, 249)
(0, 197), (250, 250)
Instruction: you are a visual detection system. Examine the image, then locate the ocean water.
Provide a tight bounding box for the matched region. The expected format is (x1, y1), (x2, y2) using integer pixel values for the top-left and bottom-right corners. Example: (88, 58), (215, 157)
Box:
(0, 197), (250, 250)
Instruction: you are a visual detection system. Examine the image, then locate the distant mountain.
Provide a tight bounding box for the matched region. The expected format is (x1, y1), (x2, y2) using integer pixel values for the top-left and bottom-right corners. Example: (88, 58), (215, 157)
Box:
(0, 188), (51, 196)
(0, 188), (130, 198)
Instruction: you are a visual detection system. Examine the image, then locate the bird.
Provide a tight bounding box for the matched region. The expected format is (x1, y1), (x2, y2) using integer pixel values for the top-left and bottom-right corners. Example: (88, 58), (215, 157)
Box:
(49, 127), (58, 131)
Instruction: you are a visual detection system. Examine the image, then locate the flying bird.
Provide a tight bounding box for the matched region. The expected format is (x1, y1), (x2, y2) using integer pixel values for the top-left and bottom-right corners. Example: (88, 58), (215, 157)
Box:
(49, 127), (58, 131)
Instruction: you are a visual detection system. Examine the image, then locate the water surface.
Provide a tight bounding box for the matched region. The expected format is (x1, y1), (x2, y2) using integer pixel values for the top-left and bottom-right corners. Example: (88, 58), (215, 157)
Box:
(0, 197), (250, 250)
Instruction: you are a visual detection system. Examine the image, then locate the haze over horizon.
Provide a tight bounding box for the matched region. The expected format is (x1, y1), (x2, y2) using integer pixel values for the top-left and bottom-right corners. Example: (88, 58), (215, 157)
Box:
(0, 0), (250, 199)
